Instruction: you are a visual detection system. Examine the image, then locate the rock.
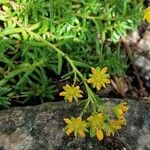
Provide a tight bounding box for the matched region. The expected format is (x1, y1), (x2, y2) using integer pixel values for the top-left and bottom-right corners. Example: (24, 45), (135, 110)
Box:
(122, 31), (140, 47)
(138, 30), (150, 52)
(135, 29), (150, 88)
(122, 25), (150, 88)
(0, 99), (149, 150)
(135, 55), (150, 87)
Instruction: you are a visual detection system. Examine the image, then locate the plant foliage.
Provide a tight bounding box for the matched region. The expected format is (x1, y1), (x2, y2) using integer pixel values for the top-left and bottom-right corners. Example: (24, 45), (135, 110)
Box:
(0, 0), (144, 107)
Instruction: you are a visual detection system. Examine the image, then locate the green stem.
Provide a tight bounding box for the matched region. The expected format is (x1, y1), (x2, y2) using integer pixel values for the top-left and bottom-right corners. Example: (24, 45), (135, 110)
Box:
(25, 29), (98, 116)
(80, 86), (97, 117)
(13, 20), (99, 116)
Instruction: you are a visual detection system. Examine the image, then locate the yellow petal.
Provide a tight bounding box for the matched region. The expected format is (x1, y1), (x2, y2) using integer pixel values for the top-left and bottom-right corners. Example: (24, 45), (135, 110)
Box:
(101, 67), (107, 74)
(77, 117), (82, 121)
(91, 67), (97, 74)
(118, 119), (126, 125)
(74, 97), (79, 102)
(96, 84), (101, 90)
(59, 92), (66, 96)
(123, 102), (127, 105)
(121, 103), (128, 112)
(66, 84), (70, 87)
(97, 113), (103, 118)
(87, 78), (94, 83)
(63, 84), (70, 90)
(122, 106), (128, 112)
(117, 109), (123, 116)
(68, 96), (73, 102)
(78, 129), (85, 137)
(87, 116), (94, 121)
(75, 86), (80, 90)
(106, 132), (111, 137)
(76, 94), (83, 98)
(66, 128), (74, 136)
(104, 79), (110, 83)
(76, 90), (83, 94)
(64, 118), (72, 124)
(101, 83), (106, 88)
(96, 129), (103, 141)
(145, 7), (150, 11)
(78, 90), (83, 93)
(118, 115), (125, 119)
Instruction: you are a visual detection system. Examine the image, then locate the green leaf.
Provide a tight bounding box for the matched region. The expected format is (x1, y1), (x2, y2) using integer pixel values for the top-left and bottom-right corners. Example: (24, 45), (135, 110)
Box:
(0, 87), (11, 95)
(0, 0), (9, 4)
(89, 128), (96, 137)
(0, 28), (22, 37)
(0, 69), (21, 86)
(28, 22), (41, 31)
(39, 21), (48, 34)
(10, 34), (21, 40)
(61, 71), (73, 79)
(0, 97), (10, 107)
(57, 53), (63, 75)
(22, 30), (29, 40)
(73, 61), (91, 68)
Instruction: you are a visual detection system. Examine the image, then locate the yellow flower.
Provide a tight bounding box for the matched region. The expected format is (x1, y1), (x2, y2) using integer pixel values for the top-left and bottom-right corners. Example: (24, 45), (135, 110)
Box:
(87, 113), (104, 130)
(87, 113), (104, 141)
(87, 67), (110, 90)
(111, 119), (126, 129)
(144, 7), (150, 22)
(64, 117), (89, 137)
(59, 84), (83, 102)
(105, 118), (126, 136)
(114, 102), (128, 119)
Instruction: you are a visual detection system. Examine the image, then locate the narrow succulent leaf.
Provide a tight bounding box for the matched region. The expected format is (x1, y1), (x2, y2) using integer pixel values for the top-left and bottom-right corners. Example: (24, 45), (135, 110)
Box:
(57, 53), (63, 75)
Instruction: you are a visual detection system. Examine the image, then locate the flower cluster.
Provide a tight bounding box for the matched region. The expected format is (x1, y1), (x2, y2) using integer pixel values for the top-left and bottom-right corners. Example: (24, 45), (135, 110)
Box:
(60, 67), (128, 141)
(105, 118), (126, 136)
(87, 113), (104, 141)
(60, 67), (110, 103)
(63, 111), (127, 141)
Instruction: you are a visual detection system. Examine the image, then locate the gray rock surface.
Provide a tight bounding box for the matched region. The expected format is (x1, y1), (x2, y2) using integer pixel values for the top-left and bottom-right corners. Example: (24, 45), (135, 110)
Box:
(135, 55), (150, 87)
(122, 25), (150, 88)
(0, 99), (149, 150)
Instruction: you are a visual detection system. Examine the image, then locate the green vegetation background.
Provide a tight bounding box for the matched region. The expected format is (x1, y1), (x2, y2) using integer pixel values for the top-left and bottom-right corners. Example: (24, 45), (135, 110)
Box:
(0, 0), (143, 107)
